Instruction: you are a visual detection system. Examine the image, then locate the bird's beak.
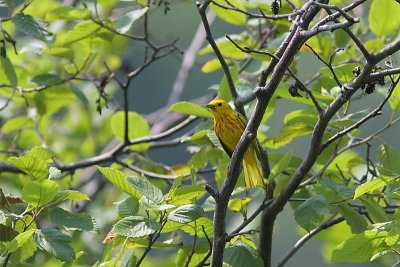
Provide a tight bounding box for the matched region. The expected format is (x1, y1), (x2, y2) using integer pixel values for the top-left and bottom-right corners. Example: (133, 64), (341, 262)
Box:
(206, 104), (215, 110)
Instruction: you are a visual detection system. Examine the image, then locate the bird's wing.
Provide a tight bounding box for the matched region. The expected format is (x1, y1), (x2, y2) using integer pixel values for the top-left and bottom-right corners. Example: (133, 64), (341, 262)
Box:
(235, 111), (261, 156)
(217, 135), (233, 158)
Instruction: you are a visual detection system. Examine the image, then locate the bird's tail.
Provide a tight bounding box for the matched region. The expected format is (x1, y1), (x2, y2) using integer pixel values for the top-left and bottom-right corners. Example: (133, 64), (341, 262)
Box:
(242, 156), (264, 189)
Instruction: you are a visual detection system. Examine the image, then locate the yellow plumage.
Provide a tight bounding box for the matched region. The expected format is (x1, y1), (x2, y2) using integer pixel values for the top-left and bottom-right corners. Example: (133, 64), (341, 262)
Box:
(206, 99), (264, 189)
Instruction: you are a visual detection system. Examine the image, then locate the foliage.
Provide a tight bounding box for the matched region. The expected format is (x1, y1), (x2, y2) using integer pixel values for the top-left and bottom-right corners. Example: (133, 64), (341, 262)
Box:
(1, 0), (400, 267)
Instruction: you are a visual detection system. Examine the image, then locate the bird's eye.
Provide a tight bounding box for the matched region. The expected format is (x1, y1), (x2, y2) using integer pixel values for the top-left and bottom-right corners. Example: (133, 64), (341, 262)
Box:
(218, 102), (222, 106)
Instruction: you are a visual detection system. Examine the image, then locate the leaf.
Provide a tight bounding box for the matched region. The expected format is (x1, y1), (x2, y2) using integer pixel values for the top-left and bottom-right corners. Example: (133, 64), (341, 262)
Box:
(12, 13), (53, 42)
(21, 179), (59, 208)
(26, 146), (55, 162)
(354, 177), (391, 200)
(0, 224), (19, 241)
(31, 73), (62, 86)
(42, 47), (73, 59)
(117, 8), (149, 33)
(8, 156), (49, 179)
(1, 116), (34, 133)
(58, 20), (100, 45)
(113, 216), (162, 238)
(52, 190), (90, 204)
(294, 195), (329, 232)
(283, 109), (318, 126)
(126, 237), (180, 249)
(175, 242), (210, 266)
(219, 65), (238, 101)
(168, 101), (212, 118)
(6, 229), (36, 253)
(167, 204), (205, 224)
(223, 242), (263, 267)
(110, 111), (150, 151)
(228, 197), (251, 212)
(369, 0), (400, 37)
(359, 198), (388, 223)
(50, 207), (98, 232)
(263, 124), (313, 149)
(320, 63), (361, 83)
(201, 58), (222, 72)
(335, 203), (368, 234)
(10, 235), (37, 263)
(269, 149), (293, 182)
(168, 185), (205, 205)
(376, 144), (400, 174)
(97, 166), (141, 198)
(389, 82), (400, 111)
(126, 176), (163, 204)
(69, 83), (89, 107)
(331, 230), (387, 262)
(0, 55), (18, 88)
(33, 228), (75, 262)
(46, 6), (92, 21)
(211, 0), (246, 25)
(117, 197), (139, 217)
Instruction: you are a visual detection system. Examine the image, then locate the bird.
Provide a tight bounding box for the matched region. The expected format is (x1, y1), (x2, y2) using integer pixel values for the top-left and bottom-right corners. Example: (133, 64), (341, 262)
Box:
(206, 99), (265, 189)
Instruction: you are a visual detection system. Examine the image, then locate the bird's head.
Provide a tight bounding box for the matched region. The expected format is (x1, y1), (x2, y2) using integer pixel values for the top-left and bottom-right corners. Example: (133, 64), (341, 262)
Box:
(206, 99), (233, 116)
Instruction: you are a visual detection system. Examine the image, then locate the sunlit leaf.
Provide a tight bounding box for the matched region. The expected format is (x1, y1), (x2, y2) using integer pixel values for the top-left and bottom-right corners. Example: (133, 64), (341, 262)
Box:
(126, 176), (163, 204)
(354, 177), (392, 200)
(168, 204), (205, 224)
(97, 166), (141, 198)
(117, 8), (148, 33)
(6, 229), (35, 253)
(21, 179), (59, 207)
(168, 102), (212, 118)
(369, 0), (400, 37)
(1, 117), (34, 133)
(113, 216), (161, 238)
(46, 6), (91, 21)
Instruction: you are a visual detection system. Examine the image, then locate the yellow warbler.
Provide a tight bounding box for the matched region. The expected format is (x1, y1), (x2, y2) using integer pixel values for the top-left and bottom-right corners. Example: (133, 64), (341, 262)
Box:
(206, 99), (264, 188)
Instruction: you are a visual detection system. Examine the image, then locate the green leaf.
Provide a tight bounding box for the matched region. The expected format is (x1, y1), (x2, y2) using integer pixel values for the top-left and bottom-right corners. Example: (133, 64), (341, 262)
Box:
(175, 242), (209, 267)
(359, 198), (388, 223)
(1, 116), (34, 133)
(376, 144), (400, 174)
(126, 176), (163, 204)
(335, 203), (368, 234)
(0, 224), (18, 241)
(224, 242), (263, 267)
(389, 82), (400, 111)
(110, 111), (150, 151)
(263, 124), (313, 149)
(211, 0), (246, 25)
(26, 146), (55, 162)
(69, 83), (89, 108)
(331, 230), (387, 262)
(228, 197), (251, 212)
(12, 13), (53, 42)
(169, 185), (205, 205)
(168, 101), (212, 118)
(354, 177), (391, 200)
(294, 195), (329, 232)
(113, 216), (162, 238)
(369, 0), (400, 37)
(283, 109), (318, 126)
(52, 190), (90, 204)
(42, 47), (73, 59)
(50, 207), (98, 232)
(117, 197), (139, 217)
(320, 63), (361, 83)
(10, 236), (37, 263)
(31, 73), (62, 86)
(33, 228), (75, 262)
(46, 6), (92, 21)
(201, 58), (223, 72)
(97, 166), (140, 198)
(180, 217), (213, 238)
(6, 229), (35, 253)
(8, 156), (49, 179)
(219, 65), (238, 101)
(0, 55), (18, 88)
(117, 8), (148, 33)
(22, 179), (59, 207)
(269, 149), (293, 182)
(58, 20), (100, 45)
(168, 204), (205, 224)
